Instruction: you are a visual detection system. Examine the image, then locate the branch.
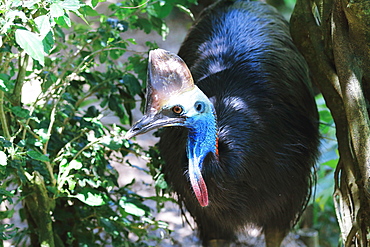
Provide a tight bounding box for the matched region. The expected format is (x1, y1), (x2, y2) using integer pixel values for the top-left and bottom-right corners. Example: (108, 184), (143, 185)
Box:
(42, 86), (65, 155)
(0, 90), (11, 140)
(290, 0), (350, 162)
(332, 0), (370, 197)
(12, 54), (29, 106)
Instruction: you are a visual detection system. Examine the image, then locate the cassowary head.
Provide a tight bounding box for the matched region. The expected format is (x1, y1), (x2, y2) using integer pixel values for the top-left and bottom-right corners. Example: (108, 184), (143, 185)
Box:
(126, 49), (218, 207)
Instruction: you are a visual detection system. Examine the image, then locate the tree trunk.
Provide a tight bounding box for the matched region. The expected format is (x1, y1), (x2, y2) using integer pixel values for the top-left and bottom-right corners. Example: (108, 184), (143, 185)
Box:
(290, 0), (370, 245)
(23, 171), (55, 247)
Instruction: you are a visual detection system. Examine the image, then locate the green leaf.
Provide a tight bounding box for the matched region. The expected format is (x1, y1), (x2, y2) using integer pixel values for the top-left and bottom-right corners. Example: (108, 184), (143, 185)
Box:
(67, 179), (77, 190)
(15, 29), (45, 66)
(91, 0), (105, 7)
(119, 197), (150, 217)
(134, 18), (152, 34)
(34, 15), (51, 38)
(60, 0), (82, 11)
(155, 173), (168, 189)
(123, 202), (146, 216)
(92, 0), (99, 7)
(0, 189), (14, 204)
(5, 10), (27, 23)
(42, 31), (55, 54)
(0, 137), (12, 148)
(27, 150), (50, 162)
(50, 3), (65, 18)
(67, 160), (82, 170)
(100, 136), (122, 150)
(42, 72), (57, 92)
(59, 160), (82, 178)
(11, 106), (30, 119)
(80, 5), (100, 16)
(58, 160), (83, 191)
(0, 74), (10, 92)
(55, 15), (71, 28)
(11, 0), (22, 7)
(122, 74), (141, 95)
(22, 0), (41, 8)
(0, 151), (7, 166)
(108, 49), (124, 60)
(99, 51), (108, 63)
(99, 217), (120, 236)
(0, 224), (17, 241)
(73, 189), (107, 206)
(147, 1), (173, 19)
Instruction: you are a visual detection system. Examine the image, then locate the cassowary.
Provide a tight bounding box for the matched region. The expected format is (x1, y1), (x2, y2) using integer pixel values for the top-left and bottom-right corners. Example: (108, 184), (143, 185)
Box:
(126, 0), (320, 246)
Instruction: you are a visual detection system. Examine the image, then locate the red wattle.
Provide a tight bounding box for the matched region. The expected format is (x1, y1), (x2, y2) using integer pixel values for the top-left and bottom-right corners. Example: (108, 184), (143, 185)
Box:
(190, 171), (209, 207)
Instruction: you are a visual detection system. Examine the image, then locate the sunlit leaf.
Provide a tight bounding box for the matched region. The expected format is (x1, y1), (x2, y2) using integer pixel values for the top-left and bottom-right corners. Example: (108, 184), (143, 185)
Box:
(0, 74), (10, 92)
(155, 173), (168, 189)
(15, 29), (45, 66)
(119, 197), (150, 217)
(124, 202), (146, 216)
(34, 15), (51, 38)
(11, 0), (22, 7)
(5, 10), (27, 23)
(22, 0), (41, 8)
(0, 151), (7, 166)
(60, 0), (82, 11)
(58, 160), (82, 182)
(66, 160), (82, 170)
(50, 3), (64, 18)
(73, 189), (107, 206)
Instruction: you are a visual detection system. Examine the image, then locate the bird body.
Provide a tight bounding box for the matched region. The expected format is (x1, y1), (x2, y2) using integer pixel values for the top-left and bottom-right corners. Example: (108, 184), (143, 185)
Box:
(126, 0), (320, 246)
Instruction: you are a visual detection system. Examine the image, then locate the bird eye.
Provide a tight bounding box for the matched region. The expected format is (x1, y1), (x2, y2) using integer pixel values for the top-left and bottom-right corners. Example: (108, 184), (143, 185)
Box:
(172, 105), (184, 115)
(195, 101), (205, 113)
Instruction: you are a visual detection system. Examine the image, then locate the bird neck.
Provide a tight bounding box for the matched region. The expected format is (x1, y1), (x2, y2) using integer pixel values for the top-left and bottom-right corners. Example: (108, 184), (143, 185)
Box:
(186, 110), (218, 165)
(185, 109), (218, 207)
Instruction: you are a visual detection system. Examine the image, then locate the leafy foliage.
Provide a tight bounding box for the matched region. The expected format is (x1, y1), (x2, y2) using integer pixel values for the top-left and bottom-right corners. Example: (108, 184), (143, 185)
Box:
(0, 0), (195, 246)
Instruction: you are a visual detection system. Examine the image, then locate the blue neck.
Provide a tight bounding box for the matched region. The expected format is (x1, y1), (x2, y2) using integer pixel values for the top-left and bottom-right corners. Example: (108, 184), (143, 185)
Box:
(184, 105), (217, 207)
(186, 112), (218, 167)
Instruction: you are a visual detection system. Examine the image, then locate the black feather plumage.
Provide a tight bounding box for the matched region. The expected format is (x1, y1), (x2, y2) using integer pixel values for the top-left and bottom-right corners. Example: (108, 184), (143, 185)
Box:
(157, 0), (320, 245)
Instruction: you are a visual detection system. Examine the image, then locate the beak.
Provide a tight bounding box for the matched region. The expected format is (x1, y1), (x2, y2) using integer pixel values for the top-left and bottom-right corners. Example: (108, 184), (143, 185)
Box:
(125, 113), (185, 139)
